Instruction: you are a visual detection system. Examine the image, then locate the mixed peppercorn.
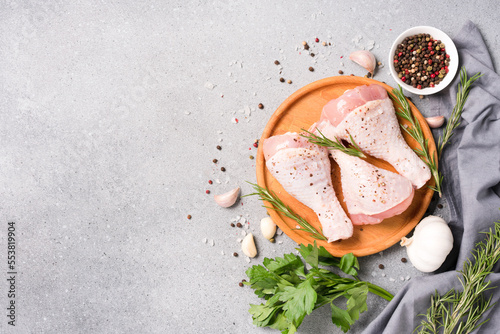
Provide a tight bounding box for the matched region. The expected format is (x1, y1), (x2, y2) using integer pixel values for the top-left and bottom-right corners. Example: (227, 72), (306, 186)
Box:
(393, 33), (450, 89)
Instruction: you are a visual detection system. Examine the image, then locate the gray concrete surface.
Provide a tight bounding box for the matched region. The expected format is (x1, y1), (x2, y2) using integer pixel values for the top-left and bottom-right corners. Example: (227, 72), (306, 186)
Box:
(0, 1), (498, 333)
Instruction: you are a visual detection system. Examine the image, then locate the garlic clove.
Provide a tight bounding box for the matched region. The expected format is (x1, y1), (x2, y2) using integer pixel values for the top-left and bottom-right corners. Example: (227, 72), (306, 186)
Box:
(425, 116), (445, 128)
(349, 50), (376, 74)
(214, 186), (240, 208)
(260, 217), (277, 241)
(241, 233), (257, 258)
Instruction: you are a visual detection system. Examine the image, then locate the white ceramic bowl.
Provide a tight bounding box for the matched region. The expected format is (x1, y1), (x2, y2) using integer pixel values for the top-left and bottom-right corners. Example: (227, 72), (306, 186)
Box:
(388, 26), (459, 95)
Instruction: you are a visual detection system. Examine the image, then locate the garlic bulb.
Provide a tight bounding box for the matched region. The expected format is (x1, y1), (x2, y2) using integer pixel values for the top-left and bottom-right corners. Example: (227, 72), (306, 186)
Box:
(349, 50), (376, 75)
(214, 186), (240, 207)
(401, 215), (453, 272)
(260, 217), (276, 241)
(241, 233), (257, 258)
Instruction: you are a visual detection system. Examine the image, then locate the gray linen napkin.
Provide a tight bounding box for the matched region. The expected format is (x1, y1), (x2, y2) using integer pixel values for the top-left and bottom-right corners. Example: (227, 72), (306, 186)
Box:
(363, 20), (500, 334)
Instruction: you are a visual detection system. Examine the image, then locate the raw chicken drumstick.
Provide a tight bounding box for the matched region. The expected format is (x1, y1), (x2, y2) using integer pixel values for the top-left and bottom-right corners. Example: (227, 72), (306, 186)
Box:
(263, 132), (353, 242)
(320, 84), (431, 189)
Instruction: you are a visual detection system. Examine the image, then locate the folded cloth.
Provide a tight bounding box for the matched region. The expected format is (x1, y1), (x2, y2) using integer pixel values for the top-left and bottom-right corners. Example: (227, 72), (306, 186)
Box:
(363, 20), (500, 334)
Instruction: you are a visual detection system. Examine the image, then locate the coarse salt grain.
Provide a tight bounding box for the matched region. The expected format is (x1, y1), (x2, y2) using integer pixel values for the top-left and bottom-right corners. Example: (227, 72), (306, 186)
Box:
(389, 277), (395, 282)
(204, 82), (215, 90)
(236, 238), (242, 243)
(246, 257), (251, 263)
(202, 238), (207, 243)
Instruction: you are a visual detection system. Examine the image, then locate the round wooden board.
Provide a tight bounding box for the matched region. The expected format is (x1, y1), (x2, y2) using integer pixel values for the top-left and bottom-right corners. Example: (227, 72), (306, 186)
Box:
(256, 76), (436, 257)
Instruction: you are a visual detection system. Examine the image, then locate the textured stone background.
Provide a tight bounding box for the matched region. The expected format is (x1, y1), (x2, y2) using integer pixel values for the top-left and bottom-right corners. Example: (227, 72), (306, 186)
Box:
(0, 1), (498, 333)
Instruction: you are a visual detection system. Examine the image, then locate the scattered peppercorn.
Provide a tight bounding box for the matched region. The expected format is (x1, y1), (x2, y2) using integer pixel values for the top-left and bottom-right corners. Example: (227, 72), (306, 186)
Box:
(438, 203), (443, 209)
(238, 282), (244, 287)
(350, 74), (354, 76)
(287, 79), (292, 84)
(279, 77), (285, 82)
(231, 223), (235, 227)
(208, 180), (213, 185)
(309, 66), (314, 72)
(401, 257), (408, 263)
(206, 190), (210, 194)
(233, 252), (238, 257)
(322, 41), (326, 46)
(315, 38), (319, 43)
(304, 44), (309, 50)
(310, 53), (315, 57)
(221, 167), (226, 172)
(249, 155), (254, 160)
(216, 145), (222, 150)
(302, 41), (307, 46)
(338, 70), (344, 75)
(187, 215), (192, 220)
(419, 95), (424, 99)
(258, 103), (264, 109)
(378, 264), (385, 269)
(236, 222), (242, 228)
(212, 159), (218, 163)
(274, 60), (280, 65)
(242, 279), (247, 282)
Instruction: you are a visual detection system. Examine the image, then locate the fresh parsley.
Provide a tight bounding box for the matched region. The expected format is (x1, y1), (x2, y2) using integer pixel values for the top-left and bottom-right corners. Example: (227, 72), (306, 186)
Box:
(246, 242), (393, 333)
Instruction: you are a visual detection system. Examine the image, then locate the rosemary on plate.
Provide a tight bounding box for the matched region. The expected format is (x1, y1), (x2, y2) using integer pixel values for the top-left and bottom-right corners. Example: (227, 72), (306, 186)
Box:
(300, 128), (366, 158)
(416, 220), (500, 334)
(391, 66), (482, 197)
(390, 86), (442, 196)
(246, 182), (327, 241)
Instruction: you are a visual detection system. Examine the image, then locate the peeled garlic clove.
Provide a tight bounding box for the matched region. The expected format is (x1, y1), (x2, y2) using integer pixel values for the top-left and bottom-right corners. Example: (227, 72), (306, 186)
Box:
(425, 116), (445, 128)
(214, 186), (240, 208)
(260, 217), (276, 241)
(241, 233), (257, 258)
(349, 50), (376, 74)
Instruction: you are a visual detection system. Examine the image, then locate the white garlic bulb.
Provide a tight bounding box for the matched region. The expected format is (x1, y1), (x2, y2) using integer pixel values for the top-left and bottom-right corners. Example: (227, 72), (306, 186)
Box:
(260, 217), (276, 241)
(400, 215), (453, 272)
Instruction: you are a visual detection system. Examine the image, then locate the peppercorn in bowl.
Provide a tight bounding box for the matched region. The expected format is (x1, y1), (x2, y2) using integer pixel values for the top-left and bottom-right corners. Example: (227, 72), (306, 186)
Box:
(389, 26), (459, 95)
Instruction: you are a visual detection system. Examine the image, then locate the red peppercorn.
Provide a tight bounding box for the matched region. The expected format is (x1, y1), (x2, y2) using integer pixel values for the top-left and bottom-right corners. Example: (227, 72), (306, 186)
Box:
(417, 84), (422, 90)
(401, 77), (406, 82)
(431, 73), (436, 79)
(428, 46), (432, 50)
(446, 54), (450, 58)
(208, 180), (213, 184)
(428, 60), (432, 65)
(430, 51), (435, 55)
(206, 190), (210, 194)
(428, 42), (433, 46)
(398, 52), (402, 57)
(430, 82), (435, 88)
(253, 142), (258, 148)
(445, 68), (449, 73)
(315, 38), (319, 42)
(394, 59), (398, 63)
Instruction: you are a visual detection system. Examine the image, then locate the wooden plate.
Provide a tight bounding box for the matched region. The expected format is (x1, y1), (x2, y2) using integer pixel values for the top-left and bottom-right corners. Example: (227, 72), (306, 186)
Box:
(256, 76), (436, 257)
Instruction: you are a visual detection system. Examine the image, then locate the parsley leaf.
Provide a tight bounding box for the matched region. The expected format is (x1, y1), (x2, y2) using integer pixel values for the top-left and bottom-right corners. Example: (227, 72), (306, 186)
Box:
(246, 242), (393, 333)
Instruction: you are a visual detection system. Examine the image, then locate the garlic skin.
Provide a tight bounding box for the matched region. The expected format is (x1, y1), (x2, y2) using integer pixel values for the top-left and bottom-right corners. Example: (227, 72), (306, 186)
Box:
(241, 233), (257, 258)
(425, 116), (445, 128)
(214, 186), (240, 208)
(349, 50), (376, 74)
(260, 217), (277, 241)
(401, 215), (453, 272)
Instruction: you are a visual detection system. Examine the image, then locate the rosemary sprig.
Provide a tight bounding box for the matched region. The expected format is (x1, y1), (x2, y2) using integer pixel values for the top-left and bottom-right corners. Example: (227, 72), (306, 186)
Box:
(390, 85), (443, 196)
(437, 67), (483, 159)
(300, 128), (366, 158)
(245, 182), (327, 241)
(416, 220), (500, 334)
